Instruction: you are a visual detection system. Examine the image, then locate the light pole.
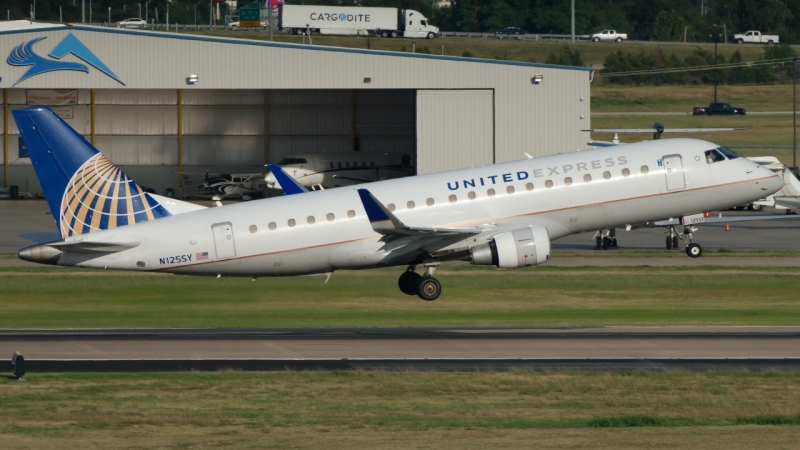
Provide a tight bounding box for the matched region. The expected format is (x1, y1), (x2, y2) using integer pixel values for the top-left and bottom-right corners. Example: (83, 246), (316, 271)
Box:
(138, 3), (141, 19)
(82, 0), (85, 22)
(108, 7), (111, 24)
(570, 0), (575, 44)
(145, 1), (149, 22)
(709, 27), (721, 103)
(794, 58), (798, 173)
(166, 2), (169, 26)
(89, 0), (92, 23)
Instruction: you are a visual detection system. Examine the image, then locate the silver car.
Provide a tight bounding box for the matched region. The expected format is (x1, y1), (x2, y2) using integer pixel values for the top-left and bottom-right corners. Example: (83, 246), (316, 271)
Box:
(117, 18), (148, 29)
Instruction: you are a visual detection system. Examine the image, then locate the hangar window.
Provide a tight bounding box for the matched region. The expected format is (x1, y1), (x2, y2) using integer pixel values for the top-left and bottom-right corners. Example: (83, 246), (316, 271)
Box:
(388, 203), (396, 211)
(564, 177), (573, 185)
(641, 165), (649, 174)
(526, 183), (534, 191)
(338, 162), (343, 169)
(269, 222), (277, 230)
(545, 180), (554, 188)
(426, 198), (435, 206)
(583, 174), (592, 182)
(288, 219), (296, 227)
(307, 216), (315, 225)
(346, 162), (350, 168)
(622, 168), (630, 177)
(249, 225), (257, 234)
(407, 201), (415, 209)
(326, 213), (335, 221)
(603, 171), (611, 180)
(487, 188), (496, 197)
(329, 163), (334, 169)
(506, 186), (515, 194)
(468, 191), (476, 200)
(448, 195), (457, 203)
(347, 210), (356, 218)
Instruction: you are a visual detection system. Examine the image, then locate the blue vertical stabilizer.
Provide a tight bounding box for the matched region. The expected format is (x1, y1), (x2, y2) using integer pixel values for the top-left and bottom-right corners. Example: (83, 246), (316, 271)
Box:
(13, 107), (170, 238)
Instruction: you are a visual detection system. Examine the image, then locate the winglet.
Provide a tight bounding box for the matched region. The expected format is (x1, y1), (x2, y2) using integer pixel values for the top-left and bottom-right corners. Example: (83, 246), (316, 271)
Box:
(356, 189), (404, 232)
(266, 164), (309, 195)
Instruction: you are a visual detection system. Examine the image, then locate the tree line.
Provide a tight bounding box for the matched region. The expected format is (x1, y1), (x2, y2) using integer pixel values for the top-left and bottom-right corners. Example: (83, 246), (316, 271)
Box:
(3, 0), (799, 44)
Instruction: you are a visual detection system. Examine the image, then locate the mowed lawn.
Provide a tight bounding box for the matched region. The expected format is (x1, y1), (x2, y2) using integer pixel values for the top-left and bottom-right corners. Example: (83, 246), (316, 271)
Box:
(2, 371), (800, 449)
(2, 265), (799, 328)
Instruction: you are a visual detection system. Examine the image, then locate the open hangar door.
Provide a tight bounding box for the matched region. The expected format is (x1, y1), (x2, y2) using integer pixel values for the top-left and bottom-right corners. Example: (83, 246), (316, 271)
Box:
(267, 89), (415, 163)
(416, 90), (494, 175)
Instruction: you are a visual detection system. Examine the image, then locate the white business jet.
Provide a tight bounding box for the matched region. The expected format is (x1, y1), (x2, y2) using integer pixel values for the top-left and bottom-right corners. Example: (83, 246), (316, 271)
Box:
(15, 107), (785, 300)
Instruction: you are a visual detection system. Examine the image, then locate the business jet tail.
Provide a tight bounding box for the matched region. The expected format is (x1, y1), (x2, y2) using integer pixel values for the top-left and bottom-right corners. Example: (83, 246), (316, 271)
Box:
(13, 106), (172, 238)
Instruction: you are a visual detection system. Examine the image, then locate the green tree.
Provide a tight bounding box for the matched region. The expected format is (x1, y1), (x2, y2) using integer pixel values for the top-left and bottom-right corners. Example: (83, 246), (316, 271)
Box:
(727, 50), (756, 84)
(545, 45), (584, 67)
(651, 9), (685, 42)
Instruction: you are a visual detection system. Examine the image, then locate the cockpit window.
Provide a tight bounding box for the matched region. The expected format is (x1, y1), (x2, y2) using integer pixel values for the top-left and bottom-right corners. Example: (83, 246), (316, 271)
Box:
(716, 147), (741, 159)
(705, 149), (725, 164)
(278, 158), (307, 165)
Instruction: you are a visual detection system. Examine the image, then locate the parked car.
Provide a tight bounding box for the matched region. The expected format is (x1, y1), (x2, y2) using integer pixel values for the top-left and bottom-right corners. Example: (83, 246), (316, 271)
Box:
(733, 30), (779, 44)
(692, 102), (746, 116)
(117, 18), (148, 29)
(590, 29), (627, 42)
(495, 27), (525, 39)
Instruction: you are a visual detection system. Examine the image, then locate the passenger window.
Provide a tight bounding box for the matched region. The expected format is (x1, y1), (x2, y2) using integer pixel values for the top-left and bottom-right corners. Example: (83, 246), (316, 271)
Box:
(268, 222), (277, 230)
(347, 210), (355, 218)
(564, 177), (572, 185)
(603, 171), (611, 180)
(545, 180), (553, 188)
(526, 183), (533, 191)
(506, 186), (515, 194)
(426, 198), (434, 206)
(487, 188), (495, 197)
(288, 219), (296, 227)
(448, 195), (457, 203)
(388, 203), (396, 211)
(326, 213), (334, 221)
(583, 174), (591, 182)
(307, 216), (315, 225)
(622, 168), (630, 177)
(407, 201), (415, 209)
(249, 225), (257, 234)
(468, 191), (476, 199)
(641, 165), (649, 174)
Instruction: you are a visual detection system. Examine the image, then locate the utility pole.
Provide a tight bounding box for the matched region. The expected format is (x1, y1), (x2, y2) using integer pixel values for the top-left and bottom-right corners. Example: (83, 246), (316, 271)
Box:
(82, 0), (85, 22)
(570, 0), (575, 44)
(138, 3), (141, 19)
(794, 58), (798, 173)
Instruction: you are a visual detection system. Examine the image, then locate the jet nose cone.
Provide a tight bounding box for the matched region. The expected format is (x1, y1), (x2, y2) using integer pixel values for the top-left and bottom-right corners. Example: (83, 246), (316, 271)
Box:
(18, 244), (62, 265)
(762, 171), (785, 195)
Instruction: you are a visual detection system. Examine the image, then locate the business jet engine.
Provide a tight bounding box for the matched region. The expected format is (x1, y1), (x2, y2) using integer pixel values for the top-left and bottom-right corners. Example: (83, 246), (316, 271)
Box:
(470, 226), (551, 268)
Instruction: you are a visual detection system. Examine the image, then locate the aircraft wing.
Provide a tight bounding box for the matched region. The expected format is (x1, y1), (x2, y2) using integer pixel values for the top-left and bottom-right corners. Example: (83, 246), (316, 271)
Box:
(357, 189), (483, 238)
(266, 164), (309, 195)
(584, 128), (743, 133)
(652, 214), (800, 226)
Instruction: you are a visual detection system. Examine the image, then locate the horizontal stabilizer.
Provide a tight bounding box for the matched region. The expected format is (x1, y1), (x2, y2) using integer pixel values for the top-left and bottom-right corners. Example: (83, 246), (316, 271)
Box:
(49, 241), (140, 253)
(266, 164), (309, 195)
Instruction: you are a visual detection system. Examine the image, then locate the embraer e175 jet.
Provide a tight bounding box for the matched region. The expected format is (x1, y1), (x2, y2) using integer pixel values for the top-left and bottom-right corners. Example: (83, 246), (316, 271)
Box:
(16, 107), (785, 300)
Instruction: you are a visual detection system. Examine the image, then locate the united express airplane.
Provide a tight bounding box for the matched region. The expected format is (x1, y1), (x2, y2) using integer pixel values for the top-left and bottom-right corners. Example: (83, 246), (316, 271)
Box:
(15, 107), (785, 300)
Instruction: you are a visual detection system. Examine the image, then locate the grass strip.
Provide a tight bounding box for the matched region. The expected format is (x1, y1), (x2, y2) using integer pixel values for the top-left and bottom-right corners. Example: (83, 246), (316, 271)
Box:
(0, 265), (799, 327)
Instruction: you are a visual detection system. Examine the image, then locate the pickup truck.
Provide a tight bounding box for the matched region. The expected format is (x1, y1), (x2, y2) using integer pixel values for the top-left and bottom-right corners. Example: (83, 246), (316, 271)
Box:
(692, 103), (746, 116)
(733, 30), (779, 44)
(590, 29), (627, 42)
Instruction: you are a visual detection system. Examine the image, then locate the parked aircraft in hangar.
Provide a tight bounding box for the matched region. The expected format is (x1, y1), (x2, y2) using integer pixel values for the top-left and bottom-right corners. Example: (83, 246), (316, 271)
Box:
(14, 107), (790, 300)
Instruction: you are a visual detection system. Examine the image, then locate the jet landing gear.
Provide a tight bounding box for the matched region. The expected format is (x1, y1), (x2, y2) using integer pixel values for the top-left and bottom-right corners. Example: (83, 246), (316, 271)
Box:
(593, 229), (617, 250)
(398, 264), (442, 301)
(666, 225), (702, 258)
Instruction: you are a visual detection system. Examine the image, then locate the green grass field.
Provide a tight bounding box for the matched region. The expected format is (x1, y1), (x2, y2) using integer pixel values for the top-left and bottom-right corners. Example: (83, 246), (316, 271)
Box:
(2, 264), (800, 328)
(2, 371), (799, 449)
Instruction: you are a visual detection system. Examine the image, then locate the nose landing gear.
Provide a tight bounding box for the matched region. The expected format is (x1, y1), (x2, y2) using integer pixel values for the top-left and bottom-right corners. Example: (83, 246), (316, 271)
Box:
(398, 264), (442, 301)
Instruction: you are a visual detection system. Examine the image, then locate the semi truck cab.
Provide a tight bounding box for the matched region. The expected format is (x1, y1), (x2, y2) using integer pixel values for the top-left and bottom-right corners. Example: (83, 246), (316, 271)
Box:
(400, 10), (439, 39)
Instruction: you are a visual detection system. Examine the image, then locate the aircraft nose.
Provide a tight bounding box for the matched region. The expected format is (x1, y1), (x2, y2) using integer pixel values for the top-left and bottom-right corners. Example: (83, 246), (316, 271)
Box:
(761, 168), (784, 195)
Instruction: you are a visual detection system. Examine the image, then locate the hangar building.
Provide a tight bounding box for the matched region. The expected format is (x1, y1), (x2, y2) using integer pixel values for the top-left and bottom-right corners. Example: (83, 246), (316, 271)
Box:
(0, 21), (592, 196)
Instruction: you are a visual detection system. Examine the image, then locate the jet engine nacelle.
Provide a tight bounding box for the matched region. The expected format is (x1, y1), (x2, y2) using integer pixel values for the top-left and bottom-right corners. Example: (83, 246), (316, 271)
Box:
(470, 226), (550, 268)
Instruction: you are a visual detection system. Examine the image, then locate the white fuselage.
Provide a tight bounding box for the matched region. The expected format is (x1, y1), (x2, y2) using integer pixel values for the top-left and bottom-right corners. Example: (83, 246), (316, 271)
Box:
(57, 139), (782, 276)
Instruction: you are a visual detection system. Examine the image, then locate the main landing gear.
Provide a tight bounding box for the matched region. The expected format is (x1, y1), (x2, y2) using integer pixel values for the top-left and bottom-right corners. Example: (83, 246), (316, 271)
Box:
(593, 229), (618, 250)
(666, 225), (703, 258)
(398, 264), (441, 301)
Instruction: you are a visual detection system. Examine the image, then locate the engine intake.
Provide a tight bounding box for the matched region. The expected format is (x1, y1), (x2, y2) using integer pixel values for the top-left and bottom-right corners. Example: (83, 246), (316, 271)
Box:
(470, 226), (550, 268)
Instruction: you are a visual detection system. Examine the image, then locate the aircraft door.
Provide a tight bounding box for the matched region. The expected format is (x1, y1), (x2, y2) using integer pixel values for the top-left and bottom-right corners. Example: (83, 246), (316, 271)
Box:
(662, 155), (686, 191)
(211, 222), (237, 259)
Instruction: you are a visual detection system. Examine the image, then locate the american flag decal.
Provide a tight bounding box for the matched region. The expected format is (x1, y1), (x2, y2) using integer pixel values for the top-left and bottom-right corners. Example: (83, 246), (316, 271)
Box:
(196, 252), (209, 261)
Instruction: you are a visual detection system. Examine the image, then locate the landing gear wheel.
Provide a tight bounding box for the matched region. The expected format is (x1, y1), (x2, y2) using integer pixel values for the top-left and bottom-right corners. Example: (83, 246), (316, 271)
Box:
(666, 236), (673, 250)
(602, 237), (610, 250)
(398, 271), (422, 296)
(686, 243), (703, 258)
(673, 236), (680, 250)
(749, 204), (763, 212)
(417, 277), (442, 301)
(611, 238), (618, 248)
(595, 236), (602, 250)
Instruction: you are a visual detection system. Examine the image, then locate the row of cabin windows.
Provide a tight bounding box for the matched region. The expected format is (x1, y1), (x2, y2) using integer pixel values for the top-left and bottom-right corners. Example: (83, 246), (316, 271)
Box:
(251, 166), (649, 233)
(330, 161), (376, 169)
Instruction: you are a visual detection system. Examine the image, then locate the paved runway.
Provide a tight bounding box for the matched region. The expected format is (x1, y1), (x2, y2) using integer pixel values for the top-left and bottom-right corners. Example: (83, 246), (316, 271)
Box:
(4, 327), (800, 372)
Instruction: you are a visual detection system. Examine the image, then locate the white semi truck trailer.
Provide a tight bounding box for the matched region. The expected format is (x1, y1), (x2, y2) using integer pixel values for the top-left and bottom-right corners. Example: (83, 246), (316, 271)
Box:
(278, 5), (439, 39)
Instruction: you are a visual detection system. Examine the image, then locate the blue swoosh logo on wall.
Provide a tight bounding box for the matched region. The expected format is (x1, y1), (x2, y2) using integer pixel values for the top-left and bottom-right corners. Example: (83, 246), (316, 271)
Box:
(7, 34), (125, 86)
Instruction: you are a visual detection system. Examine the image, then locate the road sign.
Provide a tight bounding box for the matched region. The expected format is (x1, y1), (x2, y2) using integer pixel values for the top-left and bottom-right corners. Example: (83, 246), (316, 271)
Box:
(240, 2), (261, 27)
